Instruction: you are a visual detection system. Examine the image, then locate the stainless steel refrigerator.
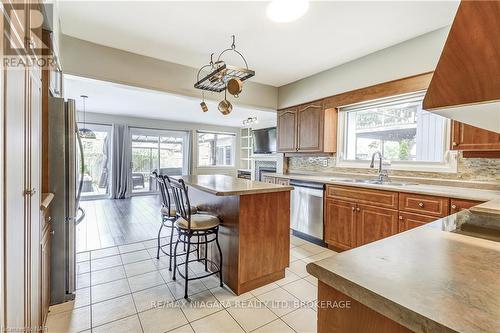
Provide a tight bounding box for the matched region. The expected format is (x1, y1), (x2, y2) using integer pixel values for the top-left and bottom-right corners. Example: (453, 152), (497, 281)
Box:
(48, 97), (84, 304)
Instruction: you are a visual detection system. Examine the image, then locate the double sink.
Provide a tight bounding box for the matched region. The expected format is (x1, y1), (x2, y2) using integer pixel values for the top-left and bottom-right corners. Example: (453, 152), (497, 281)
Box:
(332, 178), (418, 186)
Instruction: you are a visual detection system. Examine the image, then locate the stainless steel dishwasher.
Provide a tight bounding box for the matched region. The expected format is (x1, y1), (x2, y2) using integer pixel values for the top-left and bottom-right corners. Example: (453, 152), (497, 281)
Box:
(290, 180), (325, 245)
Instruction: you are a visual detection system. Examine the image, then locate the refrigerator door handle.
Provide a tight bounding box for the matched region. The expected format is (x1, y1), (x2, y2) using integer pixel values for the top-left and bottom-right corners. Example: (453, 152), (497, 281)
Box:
(76, 129), (84, 208)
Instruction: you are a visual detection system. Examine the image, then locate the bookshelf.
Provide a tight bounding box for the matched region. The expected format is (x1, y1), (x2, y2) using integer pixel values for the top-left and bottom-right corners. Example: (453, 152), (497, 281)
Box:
(240, 127), (252, 171)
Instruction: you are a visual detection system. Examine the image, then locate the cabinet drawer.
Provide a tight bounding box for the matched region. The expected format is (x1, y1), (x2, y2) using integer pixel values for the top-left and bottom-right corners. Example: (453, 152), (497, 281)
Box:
(399, 193), (449, 217)
(450, 198), (484, 214)
(398, 212), (437, 233)
(326, 185), (398, 209)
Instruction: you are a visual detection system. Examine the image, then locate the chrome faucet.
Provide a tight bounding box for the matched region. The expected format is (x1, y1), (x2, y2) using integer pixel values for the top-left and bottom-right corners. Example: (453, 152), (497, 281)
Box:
(370, 151), (390, 182)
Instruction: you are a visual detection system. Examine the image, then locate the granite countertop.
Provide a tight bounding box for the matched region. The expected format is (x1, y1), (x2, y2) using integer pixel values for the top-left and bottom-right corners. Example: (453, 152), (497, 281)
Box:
(265, 173), (500, 201)
(180, 175), (293, 196)
(306, 211), (500, 333)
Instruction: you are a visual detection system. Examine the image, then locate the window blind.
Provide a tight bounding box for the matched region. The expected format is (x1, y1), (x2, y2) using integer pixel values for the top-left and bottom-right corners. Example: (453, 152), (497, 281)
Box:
(338, 91), (426, 113)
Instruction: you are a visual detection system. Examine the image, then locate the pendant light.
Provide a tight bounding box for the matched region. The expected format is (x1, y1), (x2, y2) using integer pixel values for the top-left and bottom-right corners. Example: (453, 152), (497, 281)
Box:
(78, 95), (96, 139)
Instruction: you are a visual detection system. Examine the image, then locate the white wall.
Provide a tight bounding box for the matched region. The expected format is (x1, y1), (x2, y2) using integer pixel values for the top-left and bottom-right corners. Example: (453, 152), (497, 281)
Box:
(278, 27), (450, 108)
(81, 112), (241, 177)
(61, 35), (279, 111)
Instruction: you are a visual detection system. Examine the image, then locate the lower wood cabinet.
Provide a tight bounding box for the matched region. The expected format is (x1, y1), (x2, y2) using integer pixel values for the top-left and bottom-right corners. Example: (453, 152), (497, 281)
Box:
(324, 199), (356, 251)
(324, 199), (398, 250)
(40, 226), (51, 324)
(450, 198), (484, 213)
(356, 204), (398, 246)
(324, 184), (486, 251)
(398, 212), (438, 233)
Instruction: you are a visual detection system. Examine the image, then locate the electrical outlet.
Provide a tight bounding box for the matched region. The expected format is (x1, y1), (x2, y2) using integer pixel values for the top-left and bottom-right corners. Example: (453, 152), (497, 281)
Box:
(322, 159), (328, 167)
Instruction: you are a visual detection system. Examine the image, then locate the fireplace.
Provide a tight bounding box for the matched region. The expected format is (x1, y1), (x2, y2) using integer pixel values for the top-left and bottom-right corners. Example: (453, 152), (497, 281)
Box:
(254, 160), (277, 181)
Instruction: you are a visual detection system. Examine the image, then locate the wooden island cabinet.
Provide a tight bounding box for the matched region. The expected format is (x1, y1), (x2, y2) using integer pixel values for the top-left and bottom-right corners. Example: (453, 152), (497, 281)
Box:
(179, 175), (293, 295)
(324, 184), (485, 250)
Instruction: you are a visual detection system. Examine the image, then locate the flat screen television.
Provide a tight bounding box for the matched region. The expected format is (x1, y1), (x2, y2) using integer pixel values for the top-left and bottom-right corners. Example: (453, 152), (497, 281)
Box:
(252, 127), (276, 154)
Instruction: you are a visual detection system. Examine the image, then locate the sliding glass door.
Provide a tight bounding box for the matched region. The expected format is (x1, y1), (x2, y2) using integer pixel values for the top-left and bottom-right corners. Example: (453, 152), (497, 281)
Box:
(78, 123), (112, 199)
(130, 128), (189, 194)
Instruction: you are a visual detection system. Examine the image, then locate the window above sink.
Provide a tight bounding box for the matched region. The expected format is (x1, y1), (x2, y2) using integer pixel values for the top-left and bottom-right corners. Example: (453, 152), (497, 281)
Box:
(337, 91), (458, 173)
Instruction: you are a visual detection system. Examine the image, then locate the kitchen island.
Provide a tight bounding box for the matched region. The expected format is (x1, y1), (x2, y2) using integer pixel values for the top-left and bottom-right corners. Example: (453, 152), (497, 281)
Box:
(180, 175), (293, 295)
(306, 210), (500, 333)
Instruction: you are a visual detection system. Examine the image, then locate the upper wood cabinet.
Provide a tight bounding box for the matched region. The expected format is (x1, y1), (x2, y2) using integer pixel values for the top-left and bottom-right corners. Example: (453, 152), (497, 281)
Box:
(276, 108), (297, 152)
(297, 102), (324, 152)
(277, 101), (337, 153)
(451, 121), (500, 151)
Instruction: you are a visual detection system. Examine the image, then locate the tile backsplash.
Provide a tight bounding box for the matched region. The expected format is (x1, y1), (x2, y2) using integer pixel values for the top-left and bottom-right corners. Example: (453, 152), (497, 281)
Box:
(287, 153), (500, 182)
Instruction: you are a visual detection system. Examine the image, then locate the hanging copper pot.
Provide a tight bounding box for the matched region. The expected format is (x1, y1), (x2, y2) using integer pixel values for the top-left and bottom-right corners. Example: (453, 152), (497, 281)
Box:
(218, 89), (233, 115)
(227, 77), (243, 97)
(200, 92), (208, 112)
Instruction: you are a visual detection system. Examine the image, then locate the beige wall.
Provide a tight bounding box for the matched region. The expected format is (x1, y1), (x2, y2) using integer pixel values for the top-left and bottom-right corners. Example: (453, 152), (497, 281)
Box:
(60, 34), (279, 111)
(278, 27), (450, 108)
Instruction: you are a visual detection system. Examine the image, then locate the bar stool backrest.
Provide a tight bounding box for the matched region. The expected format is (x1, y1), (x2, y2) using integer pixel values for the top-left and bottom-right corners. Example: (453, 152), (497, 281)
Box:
(166, 177), (192, 230)
(153, 172), (174, 219)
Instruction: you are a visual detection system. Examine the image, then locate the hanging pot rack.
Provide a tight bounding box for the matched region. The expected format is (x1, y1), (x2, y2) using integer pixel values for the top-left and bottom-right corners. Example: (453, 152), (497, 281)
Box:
(194, 35), (255, 93)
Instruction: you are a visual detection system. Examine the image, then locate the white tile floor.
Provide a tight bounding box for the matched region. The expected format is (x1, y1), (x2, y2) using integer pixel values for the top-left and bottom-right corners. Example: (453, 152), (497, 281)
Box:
(46, 235), (336, 333)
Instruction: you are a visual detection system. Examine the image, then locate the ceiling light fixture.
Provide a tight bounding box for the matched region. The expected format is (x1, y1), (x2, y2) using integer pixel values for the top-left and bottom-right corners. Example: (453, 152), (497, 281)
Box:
(78, 95), (96, 139)
(242, 117), (258, 127)
(266, 0), (309, 23)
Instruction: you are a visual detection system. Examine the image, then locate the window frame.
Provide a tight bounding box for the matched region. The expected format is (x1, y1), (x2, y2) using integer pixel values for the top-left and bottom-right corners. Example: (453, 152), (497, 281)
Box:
(335, 91), (458, 173)
(196, 130), (237, 168)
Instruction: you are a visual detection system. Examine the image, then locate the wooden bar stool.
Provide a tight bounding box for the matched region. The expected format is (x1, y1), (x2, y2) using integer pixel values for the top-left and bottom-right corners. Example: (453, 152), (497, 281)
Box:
(167, 177), (223, 299)
(153, 172), (198, 271)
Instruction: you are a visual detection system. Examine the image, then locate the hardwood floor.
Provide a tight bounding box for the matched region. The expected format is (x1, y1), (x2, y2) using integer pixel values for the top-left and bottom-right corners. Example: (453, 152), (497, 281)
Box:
(77, 195), (163, 252)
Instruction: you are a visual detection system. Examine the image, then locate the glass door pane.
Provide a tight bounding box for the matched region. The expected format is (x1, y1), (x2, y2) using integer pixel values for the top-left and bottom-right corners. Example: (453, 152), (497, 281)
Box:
(78, 123), (112, 199)
(131, 134), (159, 193)
(130, 128), (189, 194)
(159, 134), (186, 176)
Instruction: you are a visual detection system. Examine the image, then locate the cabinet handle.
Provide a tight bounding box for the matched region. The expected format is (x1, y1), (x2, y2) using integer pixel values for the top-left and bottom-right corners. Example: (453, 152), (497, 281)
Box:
(451, 204), (457, 210)
(452, 141), (457, 146)
(351, 207), (355, 212)
(356, 207), (361, 212)
(418, 202), (424, 208)
(399, 216), (403, 220)
(50, 230), (55, 235)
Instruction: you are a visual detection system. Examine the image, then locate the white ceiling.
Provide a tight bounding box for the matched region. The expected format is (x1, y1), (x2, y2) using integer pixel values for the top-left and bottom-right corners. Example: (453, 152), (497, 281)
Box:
(58, 1), (459, 87)
(64, 75), (277, 128)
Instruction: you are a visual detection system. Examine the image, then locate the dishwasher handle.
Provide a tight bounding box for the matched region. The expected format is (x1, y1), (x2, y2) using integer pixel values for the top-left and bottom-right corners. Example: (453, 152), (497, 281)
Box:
(289, 180), (324, 190)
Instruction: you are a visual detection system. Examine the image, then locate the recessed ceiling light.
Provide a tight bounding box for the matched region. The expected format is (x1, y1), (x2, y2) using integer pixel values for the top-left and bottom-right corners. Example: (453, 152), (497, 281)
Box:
(266, 0), (309, 23)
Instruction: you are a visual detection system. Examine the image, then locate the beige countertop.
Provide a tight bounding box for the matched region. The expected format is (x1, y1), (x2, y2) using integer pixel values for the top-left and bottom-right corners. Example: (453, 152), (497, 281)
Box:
(306, 212), (500, 333)
(265, 173), (500, 202)
(180, 175), (293, 196)
(471, 198), (500, 215)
